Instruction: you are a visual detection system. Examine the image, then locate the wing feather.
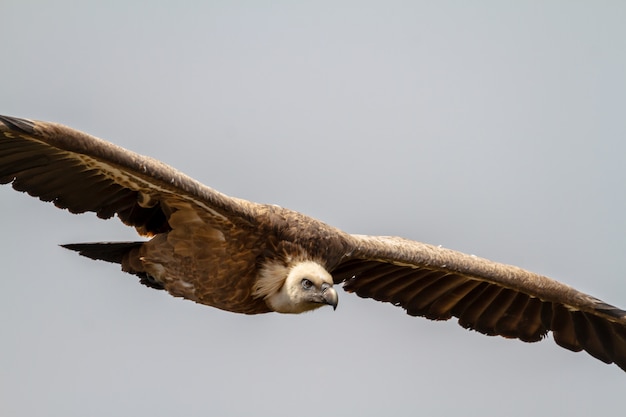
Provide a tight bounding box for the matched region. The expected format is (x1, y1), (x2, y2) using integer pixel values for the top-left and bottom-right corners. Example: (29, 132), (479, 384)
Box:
(335, 234), (626, 370)
(0, 115), (258, 235)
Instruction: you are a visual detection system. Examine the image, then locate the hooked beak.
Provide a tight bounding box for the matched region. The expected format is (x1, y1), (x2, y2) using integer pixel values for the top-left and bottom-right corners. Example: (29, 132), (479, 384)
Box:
(321, 283), (338, 310)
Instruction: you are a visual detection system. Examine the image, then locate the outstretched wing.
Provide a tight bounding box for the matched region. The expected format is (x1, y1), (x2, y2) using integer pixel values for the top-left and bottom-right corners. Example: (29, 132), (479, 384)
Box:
(0, 115), (258, 235)
(334, 234), (626, 370)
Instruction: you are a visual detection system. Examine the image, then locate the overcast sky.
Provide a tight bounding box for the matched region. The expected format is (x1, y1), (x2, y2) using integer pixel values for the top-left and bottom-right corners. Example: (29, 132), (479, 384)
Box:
(2, 1), (626, 416)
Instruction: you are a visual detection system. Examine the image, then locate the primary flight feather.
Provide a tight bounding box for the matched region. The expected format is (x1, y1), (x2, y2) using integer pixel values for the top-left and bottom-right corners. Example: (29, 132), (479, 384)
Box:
(1, 114), (625, 370)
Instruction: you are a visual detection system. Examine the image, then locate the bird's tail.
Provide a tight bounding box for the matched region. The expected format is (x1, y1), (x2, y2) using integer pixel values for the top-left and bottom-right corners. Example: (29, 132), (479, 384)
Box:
(61, 241), (164, 290)
(61, 241), (144, 264)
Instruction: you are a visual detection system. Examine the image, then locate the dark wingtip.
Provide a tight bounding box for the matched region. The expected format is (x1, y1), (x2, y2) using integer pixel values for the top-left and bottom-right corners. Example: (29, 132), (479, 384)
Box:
(0, 115), (36, 134)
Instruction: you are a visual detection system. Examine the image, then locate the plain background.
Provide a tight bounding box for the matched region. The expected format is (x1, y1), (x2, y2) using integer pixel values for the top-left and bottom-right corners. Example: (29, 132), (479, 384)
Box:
(1, 1), (625, 416)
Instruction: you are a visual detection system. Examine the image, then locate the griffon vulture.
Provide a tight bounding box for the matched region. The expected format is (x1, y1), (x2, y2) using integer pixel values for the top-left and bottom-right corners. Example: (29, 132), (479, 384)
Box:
(1, 114), (625, 371)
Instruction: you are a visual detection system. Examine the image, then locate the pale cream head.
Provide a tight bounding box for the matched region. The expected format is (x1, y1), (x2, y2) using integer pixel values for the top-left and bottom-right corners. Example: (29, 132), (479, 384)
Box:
(260, 261), (338, 314)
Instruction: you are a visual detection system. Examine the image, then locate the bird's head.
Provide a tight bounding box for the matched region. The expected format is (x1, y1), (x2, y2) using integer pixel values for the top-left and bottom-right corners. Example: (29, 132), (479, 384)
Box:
(264, 261), (338, 314)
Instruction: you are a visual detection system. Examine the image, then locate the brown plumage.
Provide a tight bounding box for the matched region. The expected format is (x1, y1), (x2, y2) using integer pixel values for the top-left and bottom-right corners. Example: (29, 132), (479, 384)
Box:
(1, 114), (625, 370)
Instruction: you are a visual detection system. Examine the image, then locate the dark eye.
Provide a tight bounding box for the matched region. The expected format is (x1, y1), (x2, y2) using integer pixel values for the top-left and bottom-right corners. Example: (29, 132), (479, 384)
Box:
(301, 278), (313, 290)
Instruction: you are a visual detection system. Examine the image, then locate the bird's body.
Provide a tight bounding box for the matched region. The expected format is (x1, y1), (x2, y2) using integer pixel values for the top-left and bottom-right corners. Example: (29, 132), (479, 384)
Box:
(97, 201), (346, 314)
(1, 114), (625, 370)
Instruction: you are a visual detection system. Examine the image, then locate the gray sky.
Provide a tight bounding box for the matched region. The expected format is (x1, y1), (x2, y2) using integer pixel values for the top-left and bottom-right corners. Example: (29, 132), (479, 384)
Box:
(2, 1), (626, 416)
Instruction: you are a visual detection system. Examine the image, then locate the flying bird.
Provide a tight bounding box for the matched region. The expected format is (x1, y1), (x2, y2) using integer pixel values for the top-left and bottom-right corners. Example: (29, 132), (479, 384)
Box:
(1, 114), (625, 371)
